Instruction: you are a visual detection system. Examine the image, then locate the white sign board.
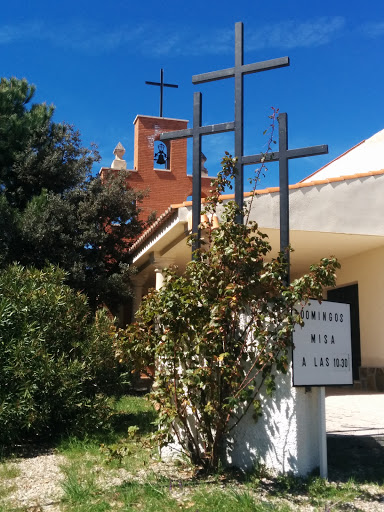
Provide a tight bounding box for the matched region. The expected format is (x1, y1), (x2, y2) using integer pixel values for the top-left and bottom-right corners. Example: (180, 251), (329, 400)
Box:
(293, 300), (353, 386)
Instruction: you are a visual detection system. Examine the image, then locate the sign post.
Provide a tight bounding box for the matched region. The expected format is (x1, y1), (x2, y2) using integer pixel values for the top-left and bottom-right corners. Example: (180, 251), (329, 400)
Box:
(293, 300), (353, 479)
(318, 386), (327, 479)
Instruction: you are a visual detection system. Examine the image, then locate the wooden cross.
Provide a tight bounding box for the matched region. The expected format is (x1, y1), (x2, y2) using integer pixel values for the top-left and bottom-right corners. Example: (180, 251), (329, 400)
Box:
(160, 92), (235, 254)
(192, 22), (289, 220)
(145, 68), (178, 117)
(243, 112), (328, 283)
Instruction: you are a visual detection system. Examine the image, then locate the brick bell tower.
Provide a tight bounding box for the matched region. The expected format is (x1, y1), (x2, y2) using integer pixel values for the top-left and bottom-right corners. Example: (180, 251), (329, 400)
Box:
(100, 115), (213, 221)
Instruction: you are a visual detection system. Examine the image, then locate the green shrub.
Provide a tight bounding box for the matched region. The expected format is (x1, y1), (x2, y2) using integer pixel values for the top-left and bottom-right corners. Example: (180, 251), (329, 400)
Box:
(119, 154), (340, 471)
(0, 264), (124, 445)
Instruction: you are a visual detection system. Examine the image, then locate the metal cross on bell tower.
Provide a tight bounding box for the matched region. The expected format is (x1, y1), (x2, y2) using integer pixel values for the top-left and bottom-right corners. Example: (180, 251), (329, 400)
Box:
(145, 69), (178, 117)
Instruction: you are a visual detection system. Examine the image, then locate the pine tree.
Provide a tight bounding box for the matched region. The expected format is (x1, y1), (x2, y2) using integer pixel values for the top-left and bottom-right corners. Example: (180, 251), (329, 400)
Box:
(0, 77), (147, 312)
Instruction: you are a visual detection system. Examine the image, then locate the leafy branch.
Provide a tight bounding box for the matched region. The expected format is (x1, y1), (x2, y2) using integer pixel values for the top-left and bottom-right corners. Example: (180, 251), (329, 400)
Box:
(116, 117), (340, 472)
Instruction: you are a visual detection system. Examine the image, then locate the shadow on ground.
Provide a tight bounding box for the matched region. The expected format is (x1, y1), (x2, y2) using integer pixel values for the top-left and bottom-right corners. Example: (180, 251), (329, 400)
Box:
(328, 434), (384, 484)
(110, 409), (157, 436)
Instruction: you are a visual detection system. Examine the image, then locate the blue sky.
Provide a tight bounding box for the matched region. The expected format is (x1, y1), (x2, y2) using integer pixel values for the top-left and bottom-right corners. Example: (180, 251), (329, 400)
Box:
(2, 0), (384, 189)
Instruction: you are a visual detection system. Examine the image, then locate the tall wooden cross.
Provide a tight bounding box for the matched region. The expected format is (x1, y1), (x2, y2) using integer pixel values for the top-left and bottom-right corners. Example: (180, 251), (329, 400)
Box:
(243, 112), (328, 283)
(192, 22), (289, 221)
(145, 68), (178, 117)
(160, 92), (235, 253)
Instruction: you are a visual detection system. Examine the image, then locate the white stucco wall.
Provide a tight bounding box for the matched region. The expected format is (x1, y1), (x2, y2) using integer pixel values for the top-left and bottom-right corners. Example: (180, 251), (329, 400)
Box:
(248, 174), (384, 237)
(227, 368), (321, 475)
(301, 129), (384, 182)
(335, 245), (384, 367)
(161, 364), (322, 476)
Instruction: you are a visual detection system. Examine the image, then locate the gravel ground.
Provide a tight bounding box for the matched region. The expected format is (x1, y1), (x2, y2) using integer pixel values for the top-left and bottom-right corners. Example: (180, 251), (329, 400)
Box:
(1, 448), (384, 511)
(1, 390), (384, 510)
(3, 451), (65, 511)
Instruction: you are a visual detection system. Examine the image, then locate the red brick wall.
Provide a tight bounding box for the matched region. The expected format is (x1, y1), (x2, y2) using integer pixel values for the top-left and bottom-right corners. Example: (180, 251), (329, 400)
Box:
(100, 115), (213, 221)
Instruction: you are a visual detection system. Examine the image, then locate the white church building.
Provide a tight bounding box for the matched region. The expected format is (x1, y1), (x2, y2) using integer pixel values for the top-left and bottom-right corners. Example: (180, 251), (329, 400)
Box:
(124, 122), (384, 393)
(104, 117), (384, 474)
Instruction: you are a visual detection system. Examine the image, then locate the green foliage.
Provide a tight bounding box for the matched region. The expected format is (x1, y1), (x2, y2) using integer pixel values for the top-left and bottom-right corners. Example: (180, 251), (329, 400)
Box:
(0, 77), (93, 210)
(0, 77), (147, 311)
(273, 473), (362, 509)
(0, 264), (125, 446)
(117, 153), (340, 472)
(61, 463), (102, 506)
(19, 174), (147, 312)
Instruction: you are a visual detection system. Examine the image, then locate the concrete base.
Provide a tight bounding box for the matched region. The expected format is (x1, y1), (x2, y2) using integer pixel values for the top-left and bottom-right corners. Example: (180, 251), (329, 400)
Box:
(226, 371), (321, 476)
(162, 369), (323, 476)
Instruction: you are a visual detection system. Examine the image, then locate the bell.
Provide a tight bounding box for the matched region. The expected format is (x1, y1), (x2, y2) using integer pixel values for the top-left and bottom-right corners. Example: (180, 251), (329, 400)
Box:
(154, 143), (167, 166)
(155, 153), (166, 165)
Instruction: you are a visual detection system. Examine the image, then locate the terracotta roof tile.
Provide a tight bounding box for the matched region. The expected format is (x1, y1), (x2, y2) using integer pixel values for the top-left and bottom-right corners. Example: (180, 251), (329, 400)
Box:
(129, 206), (176, 253)
(130, 168), (384, 253)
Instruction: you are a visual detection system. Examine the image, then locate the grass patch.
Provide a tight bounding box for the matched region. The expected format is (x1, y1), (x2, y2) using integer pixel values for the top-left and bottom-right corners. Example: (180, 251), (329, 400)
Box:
(0, 483), (16, 502)
(1, 395), (384, 511)
(57, 435), (105, 461)
(110, 394), (158, 436)
(0, 506), (26, 512)
(0, 462), (20, 505)
(190, 487), (292, 511)
(264, 472), (373, 510)
(0, 462), (20, 480)
(61, 462), (102, 504)
(111, 481), (294, 511)
(58, 395), (161, 510)
(56, 394), (157, 457)
(117, 481), (181, 511)
(48, 396), (384, 511)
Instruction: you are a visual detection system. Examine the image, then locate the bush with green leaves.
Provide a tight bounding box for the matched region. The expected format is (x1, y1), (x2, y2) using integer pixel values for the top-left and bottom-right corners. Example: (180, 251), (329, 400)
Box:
(0, 264), (124, 445)
(117, 154), (340, 472)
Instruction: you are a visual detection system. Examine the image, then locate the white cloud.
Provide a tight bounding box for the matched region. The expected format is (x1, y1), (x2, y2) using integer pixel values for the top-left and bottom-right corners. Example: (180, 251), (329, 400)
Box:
(44, 22), (147, 54)
(0, 21), (44, 44)
(361, 21), (384, 38)
(158, 17), (346, 56)
(0, 17), (346, 56)
(181, 30), (234, 56)
(247, 17), (346, 50)
(0, 19), (147, 55)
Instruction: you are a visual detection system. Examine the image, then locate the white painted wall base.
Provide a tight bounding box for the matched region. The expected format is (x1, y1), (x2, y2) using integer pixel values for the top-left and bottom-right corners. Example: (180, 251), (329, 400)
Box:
(161, 367), (322, 476)
(226, 370), (320, 475)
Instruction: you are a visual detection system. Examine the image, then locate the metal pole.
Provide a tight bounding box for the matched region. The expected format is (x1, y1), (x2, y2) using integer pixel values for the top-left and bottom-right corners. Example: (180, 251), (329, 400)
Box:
(319, 386), (328, 479)
(160, 68), (164, 117)
(278, 113), (290, 284)
(192, 92), (202, 256)
(234, 22), (244, 222)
